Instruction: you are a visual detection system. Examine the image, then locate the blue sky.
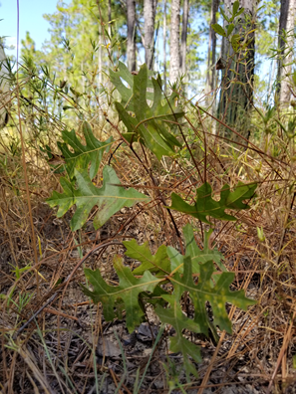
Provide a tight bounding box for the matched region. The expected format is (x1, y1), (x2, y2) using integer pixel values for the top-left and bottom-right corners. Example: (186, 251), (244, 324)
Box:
(0, 1), (274, 104)
(1, 0), (65, 56)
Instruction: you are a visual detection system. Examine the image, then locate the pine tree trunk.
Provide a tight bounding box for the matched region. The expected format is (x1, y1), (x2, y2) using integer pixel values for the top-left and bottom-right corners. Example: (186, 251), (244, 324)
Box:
(211, 0), (219, 92)
(108, 0), (112, 37)
(170, 0), (180, 84)
(180, 0), (189, 76)
(217, 0), (255, 142)
(163, 0), (167, 92)
(206, 0), (219, 107)
(0, 44), (9, 127)
(144, 0), (157, 70)
(98, 22), (102, 89)
(277, 0), (296, 107)
(127, 0), (136, 72)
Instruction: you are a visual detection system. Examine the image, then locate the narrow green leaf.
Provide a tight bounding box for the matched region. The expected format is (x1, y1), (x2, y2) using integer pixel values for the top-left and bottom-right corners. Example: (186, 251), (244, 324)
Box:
(219, 8), (230, 23)
(293, 70), (296, 86)
(235, 8), (244, 17)
(63, 105), (74, 111)
(211, 23), (226, 37)
(133, 65), (148, 120)
(227, 23), (235, 37)
(231, 34), (241, 52)
(232, 1), (239, 15)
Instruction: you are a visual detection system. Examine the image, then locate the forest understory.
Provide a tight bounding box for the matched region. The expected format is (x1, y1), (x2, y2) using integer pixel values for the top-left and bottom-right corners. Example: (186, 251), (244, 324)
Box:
(1, 126), (296, 394)
(1, 0), (296, 392)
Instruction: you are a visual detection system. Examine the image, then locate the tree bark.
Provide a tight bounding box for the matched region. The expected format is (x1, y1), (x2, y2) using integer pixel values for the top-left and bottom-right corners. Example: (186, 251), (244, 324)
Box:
(206, 0), (219, 107)
(127, 0), (136, 72)
(108, 0), (112, 37)
(144, 0), (157, 70)
(98, 22), (102, 89)
(277, 0), (296, 106)
(163, 0), (167, 92)
(0, 43), (9, 127)
(180, 0), (189, 76)
(209, 0), (220, 91)
(170, 0), (181, 84)
(217, 0), (255, 142)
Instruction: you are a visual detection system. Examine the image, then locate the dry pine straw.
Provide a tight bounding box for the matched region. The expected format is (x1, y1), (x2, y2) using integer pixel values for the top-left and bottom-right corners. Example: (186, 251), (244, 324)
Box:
(1, 142), (296, 392)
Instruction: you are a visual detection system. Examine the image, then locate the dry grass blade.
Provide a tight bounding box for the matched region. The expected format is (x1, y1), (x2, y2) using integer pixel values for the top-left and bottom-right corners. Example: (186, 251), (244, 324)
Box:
(17, 345), (53, 394)
(267, 308), (296, 393)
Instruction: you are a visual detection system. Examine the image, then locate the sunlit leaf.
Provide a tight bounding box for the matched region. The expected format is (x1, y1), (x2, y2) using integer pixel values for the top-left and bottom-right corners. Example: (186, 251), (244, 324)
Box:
(58, 121), (113, 179)
(183, 224), (226, 273)
(123, 239), (170, 276)
(231, 34), (241, 52)
(232, 0), (240, 15)
(47, 165), (150, 231)
(212, 23), (226, 37)
(168, 182), (257, 224)
(111, 63), (183, 160)
(227, 23), (235, 37)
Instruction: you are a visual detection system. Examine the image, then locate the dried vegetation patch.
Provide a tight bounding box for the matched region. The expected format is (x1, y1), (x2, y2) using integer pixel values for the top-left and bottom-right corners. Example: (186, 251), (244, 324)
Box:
(1, 125), (296, 394)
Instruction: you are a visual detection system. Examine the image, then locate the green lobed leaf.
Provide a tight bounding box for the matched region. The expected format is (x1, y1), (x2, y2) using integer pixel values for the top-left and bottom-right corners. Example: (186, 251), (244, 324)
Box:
(166, 246), (184, 272)
(81, 227), (255, 378)
(166, 224), (225, 277)
(183, 224), (225, 273)
(155, 289), (202, 379)
(115, 101), (176, 159)
(171, 256), (256, 335)
(82, 255), (161, 332)
(47, 165), (150, 231)
(123, 239), (170, 276)
(58, 121), (113, 179)
(109, 61), (154, 112)
(155, 249), (255, 378)
(109, 62), (134, 108)
(111, 63), (183, 160)
(126, 224), (225, 278)
(140, 284), (169, 307)
(168, 181), (257, 224)
(169, 336), (201, 378)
